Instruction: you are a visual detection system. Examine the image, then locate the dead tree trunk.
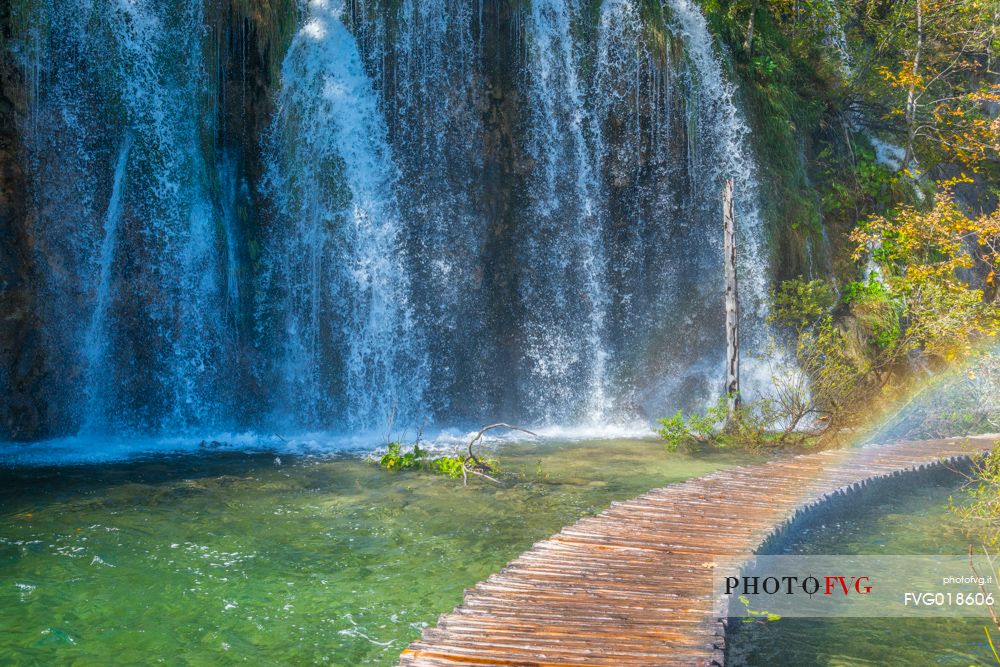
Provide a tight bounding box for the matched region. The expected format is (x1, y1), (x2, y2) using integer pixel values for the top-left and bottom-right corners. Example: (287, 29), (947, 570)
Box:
(723, 178), (741, 423)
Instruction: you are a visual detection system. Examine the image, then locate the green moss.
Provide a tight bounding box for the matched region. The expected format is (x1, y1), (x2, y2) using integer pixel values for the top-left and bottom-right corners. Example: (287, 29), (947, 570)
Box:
(770, 278), (837, 329)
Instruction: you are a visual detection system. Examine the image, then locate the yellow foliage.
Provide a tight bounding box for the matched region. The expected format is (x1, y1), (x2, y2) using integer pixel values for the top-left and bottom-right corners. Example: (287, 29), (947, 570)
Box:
(851, 186), (1000, 362)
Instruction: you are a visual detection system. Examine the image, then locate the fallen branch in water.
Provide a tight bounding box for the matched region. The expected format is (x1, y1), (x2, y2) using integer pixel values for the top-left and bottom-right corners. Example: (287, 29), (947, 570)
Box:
(461, 465), (502, 487)
(374, 420), (536, 486)
(466, 423), (537, 464)
(462, 423), (537, 487)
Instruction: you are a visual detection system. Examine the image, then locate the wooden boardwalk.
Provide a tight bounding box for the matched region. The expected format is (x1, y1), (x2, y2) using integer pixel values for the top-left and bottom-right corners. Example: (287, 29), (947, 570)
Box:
(398, 435), (997, 667)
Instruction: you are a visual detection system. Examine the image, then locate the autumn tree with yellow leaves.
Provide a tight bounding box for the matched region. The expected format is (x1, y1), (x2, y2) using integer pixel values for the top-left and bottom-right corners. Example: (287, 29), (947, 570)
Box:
(760, 179), (999, 439)
(660, 0), (1000, 448)
(851, 179), (1000, 366)
(872, 0), (999, 174)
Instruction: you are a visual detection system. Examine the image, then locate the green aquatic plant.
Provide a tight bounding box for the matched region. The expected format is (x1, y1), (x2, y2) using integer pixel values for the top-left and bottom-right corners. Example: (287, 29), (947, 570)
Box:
(375, 443), (500, 484)
(985, 625), (1000, 664)
(952, 443), (1000, 552)
(657, 395), (730, 451)
(379, 441), (429, 472)
(738, 595), (781, 623)
(377, 442), (477, 479)
(374, 423), (532, 486)
(431, 454), (465, 479)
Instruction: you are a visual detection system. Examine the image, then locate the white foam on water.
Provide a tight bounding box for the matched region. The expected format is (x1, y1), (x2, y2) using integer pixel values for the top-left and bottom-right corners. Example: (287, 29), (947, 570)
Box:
(0, 420), (657, 467)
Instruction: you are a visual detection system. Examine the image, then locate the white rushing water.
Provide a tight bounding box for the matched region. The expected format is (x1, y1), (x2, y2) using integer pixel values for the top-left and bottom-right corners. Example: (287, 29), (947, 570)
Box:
(522, 0), (611, 425)
(101, 0), (234, 433)
(350, 0), (491, 419)
(259, 0), (426, 431)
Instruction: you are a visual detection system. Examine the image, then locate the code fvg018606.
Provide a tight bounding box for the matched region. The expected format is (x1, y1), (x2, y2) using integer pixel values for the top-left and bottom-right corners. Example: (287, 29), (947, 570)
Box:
(903, 592), (995, 606)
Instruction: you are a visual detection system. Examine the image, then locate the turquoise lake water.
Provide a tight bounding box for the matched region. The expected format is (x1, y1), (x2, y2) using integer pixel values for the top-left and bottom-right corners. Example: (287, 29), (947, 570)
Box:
(0, 439), (745, 665)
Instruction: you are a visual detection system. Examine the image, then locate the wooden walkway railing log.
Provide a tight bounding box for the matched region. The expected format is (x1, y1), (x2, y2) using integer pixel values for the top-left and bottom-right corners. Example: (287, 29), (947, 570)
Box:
(398, 435), (997, 667)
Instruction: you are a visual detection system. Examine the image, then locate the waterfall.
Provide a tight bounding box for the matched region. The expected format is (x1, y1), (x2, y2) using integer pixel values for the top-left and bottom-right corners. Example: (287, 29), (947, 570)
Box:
(14, 0), (238, 435)
(826, 6), (854, 81)
(347, 0), (492, 420)
(81, 134), (132, 430)
(2, 0), (782, 448)
(259, 0), (426, 431)
(521, 0), (611, 424)
(91, 0), (236, 433)
(665, 0), (769, 308)
(664, 0), (773, 378)
(590, 0), (691, 412)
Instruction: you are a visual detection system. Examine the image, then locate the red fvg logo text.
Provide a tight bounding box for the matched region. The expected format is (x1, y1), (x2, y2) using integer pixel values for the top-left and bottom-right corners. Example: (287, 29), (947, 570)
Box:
(725, 575), (872, 596)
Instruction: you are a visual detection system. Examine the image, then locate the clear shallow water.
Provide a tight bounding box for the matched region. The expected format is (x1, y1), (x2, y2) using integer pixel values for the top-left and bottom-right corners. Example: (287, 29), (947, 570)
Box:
(0, 438), (743, 665)
(728, 475), (996, 666)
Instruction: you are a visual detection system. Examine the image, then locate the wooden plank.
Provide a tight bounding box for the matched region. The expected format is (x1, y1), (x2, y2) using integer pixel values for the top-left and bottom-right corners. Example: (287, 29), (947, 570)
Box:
(398, 436), (995, 667)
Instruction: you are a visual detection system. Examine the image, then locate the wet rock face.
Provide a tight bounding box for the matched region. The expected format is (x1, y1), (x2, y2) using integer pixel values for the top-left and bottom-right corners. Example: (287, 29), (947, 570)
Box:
(212, 1), (297, 190)
(476, 0), (532, 420)
(0, 8), (46, 440)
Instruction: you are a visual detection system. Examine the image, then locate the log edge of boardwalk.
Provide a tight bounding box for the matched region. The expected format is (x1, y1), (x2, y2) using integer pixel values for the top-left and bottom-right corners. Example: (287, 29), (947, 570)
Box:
(398, 435), (999, 667)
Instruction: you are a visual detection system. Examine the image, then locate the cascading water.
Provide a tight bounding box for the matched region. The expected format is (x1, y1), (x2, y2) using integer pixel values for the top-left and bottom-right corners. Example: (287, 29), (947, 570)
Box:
(258, 0), (426, 432)
(81, 134), (133, 430)
(589, 0), (709, 410)
(662, 0), (775, 398)
(517, 0), (773, 416)
(519, 0), (611, 424)
(346, 0), (495, 421)
(664, 0), (770, 329)
(1, 0), (780, 451)
(12, 0), (239, 436)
